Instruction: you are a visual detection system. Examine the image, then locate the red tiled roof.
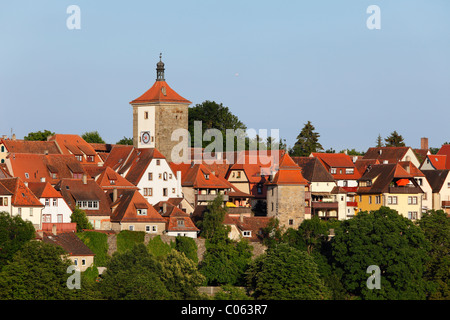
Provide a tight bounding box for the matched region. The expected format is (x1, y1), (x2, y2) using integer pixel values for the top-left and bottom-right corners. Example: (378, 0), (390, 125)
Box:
(398, 161), (425, 177)
(170, 162), (232, 189)
(130, 80), (191, 105)
(48, 134), (102, 165)
(7, 153), (86, 184)
(0, 177), (44, 207)
(267, 154), (308, 186)
(110, 190), (166, 223)
(154, 201), (199, 233)
(426, 155), (447, 170)
(96, 166), (138, 190)
(43, 232), (94, 256)
(1, 139), (61, 155)
(27, 181), (63, 199)
(435, 145), (450, 169)
(311, 152), (361, 180)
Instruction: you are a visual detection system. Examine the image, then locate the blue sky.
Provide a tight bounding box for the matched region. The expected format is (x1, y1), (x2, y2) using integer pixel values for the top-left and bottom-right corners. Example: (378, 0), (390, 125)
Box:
(0, 0), (449, 152)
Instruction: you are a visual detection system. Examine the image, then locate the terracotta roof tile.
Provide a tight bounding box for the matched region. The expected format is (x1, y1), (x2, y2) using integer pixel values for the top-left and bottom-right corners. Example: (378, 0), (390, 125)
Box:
(43, 232), (94, 256)
(130, 80), (191, 105)
(0, 177), (44, 207)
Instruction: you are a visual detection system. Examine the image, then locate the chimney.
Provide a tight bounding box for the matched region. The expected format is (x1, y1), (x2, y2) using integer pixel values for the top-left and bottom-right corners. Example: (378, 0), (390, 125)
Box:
(239, 213), (244, 223)
(52, 224), (57, 236)
(44, 150), (49, 155)
(12, 133), (16, 140)
(82, 174), (87, 184)
(405, 164), (410, 173)
(113, 188), (118, 202)
(421, 137), (429, 150)
(162, 202), (167, 213)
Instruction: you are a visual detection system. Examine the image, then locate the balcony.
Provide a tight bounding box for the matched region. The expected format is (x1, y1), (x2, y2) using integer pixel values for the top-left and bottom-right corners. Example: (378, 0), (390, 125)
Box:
(388, 186), (422, 194)
(311, 201), (339, 209)
(442, 201), (450, 208)
(304, 191), (311, 200)
(197, 194), (229, 202)
(41, 223), (77, 233)
(346, 201), (358, 207)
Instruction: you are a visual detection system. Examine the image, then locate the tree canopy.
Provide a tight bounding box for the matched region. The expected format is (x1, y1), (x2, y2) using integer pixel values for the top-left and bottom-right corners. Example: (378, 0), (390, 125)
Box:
(384, 131), (405, 147)
(23, 130), (55, 141)
(81, 131), (105, 144)
(289, 121), (323, 157)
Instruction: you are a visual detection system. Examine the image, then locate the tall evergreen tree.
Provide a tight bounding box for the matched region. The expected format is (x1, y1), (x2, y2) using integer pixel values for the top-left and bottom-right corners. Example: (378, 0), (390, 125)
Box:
(376, 134), (384, 147)
(289, 121), (323, 157)
(384, 131), (405, 147)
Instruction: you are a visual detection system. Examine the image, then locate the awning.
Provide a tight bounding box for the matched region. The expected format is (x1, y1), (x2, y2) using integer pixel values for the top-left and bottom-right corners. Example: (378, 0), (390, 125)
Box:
(396, 179), (410, 186)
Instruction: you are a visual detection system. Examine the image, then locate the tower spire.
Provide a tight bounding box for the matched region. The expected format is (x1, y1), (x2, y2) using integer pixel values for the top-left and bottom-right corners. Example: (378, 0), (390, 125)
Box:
(156, 53), (165, 81)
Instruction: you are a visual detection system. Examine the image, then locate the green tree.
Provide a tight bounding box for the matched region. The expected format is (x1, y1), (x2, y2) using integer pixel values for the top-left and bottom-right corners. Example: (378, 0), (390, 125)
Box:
(376, 134), (384, 147)
(384, 131), (405, 147)
(296, 216), (329, 254)
(214, 284), (252, 300)
(160, 250), (205, 299)
(23, 130), (55, 141)
(260, 217), (284, 248)
(100, 244), (171, 300)
(0, 241), (72, 299)
(175, 236), (198, 264)
(71, 208), (93, 232)
(289, 121), (323, 157)
(82, 131), (105, 144)
(332, 207), (430, 300)
(200, 239), (253, 286)
(418, 210), (450, 300)
(116, 136), (133, 145)
(188, 100), (247, 149)
(197, 195), (230, 242)
(246, 243), (330, 300)
(0, 211), (35, 270)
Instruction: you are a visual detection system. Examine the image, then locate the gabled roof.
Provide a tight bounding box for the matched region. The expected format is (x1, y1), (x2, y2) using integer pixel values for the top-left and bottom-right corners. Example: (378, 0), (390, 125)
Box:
(7, 153), (86, 184)
(422, 170), (450, 193)
(121, 148), (167, 185)
(436, 145), (450, 169)
(110, 190), (166, 223)
(223, 214), (270, 242)
(55, 179), (111, 216)
(170, 162), (232, 189)
(425, 154), (447, 170)
(103, 145), (135, 171)
(398, 161), (425, 177)
(43, 232), (94, 256)
(130, 80), (191, 105)
(354, 159), (380, 175)
(267, 154), (308, 186)
(311, 152), (355, 168)
(48, 134), (102, 164)
(96, 166), (138, 190)
(153, 201), (199, 233)
(27, 181), (63, 199)
(291, 157), (335, 183)
(0, 177), (44, 207)
(1, 139), (61, 155)
(357, 163), (421, 194)
(363, 147), (412, 164)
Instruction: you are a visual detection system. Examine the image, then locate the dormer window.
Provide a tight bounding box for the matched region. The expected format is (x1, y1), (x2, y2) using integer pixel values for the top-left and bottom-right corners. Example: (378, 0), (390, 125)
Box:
(243, 231), (251, 237)
(177, 219), (185, 227)
(204, 174), (210, 180)
(75, 155), (83, 162)
(330, 168), (336, 174)
(137, 209), (147, 216)
(25, 173), (29, 179)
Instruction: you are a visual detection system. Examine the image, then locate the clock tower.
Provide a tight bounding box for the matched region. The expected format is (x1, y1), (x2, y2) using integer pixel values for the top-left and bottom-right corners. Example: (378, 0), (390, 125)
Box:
(130, 55), (191, 162)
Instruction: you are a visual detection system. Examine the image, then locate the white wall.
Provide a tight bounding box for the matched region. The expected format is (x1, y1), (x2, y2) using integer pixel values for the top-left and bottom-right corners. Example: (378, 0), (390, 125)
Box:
(40, 197), (72, 223)
(136, 158), (182, 205)
(134, 105), (156, 149)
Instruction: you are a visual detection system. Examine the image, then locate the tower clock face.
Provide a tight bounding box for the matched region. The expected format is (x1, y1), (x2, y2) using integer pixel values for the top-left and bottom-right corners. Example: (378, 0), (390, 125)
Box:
(141, 131), (151, 144)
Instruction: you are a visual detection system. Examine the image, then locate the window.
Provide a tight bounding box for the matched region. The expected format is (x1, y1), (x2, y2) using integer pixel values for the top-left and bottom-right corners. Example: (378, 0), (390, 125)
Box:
(144, 188), (153, 196)
(163, 188), (168, 197)
(289, 219), (294, 226)
(346, 168), (354, 175)
(144, 111), (149, 119)
(172, 188), (176, 194)
(137, 209), (147, 216)
(29, 208), (33, 217)
(243, 231), (251, 237)
(76, 200), (99, 210)
(152, 225), (157, 233)
(75, 155), (83, 162)
(25, 173), (29, 179)
(237, 171), (241, 178)
(271, 202), (274, 211)
(257, 184), (263, 194)
(408, 212), (418, 220)
(388, 196), (398, 205)
(177, 219), (185, 227)
(52, 173), (57, 179)
(45, 198), (50, 206)
(159, 173), (162, 179)
(74, 258), (78, 266)
(163, 172), (168, 181)
(110, 180), (116, 185)
(53, 198), (57, 207)
(375, 196), (381, 204)
(17, 207), (21, 216)
(43, 214), (51, 223)
(330, 168), (336, 174)
(148, 172), (153, 181)
(169, 173), (172, 179)
(156, 159), (160, 166)
(129, 225), (134, 231)
(87, 155), (95, 162)
(82, 259), (86, 266)
(369, 196), (372, 204)
(57, 214), (63, 223)
(408, 196), (418, 205)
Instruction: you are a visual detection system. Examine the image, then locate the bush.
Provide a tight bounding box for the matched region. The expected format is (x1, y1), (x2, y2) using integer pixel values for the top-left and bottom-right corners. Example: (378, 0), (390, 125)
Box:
(147, 235), (175, 258)
(116, 230), (145, 253)
(175, 236), (198, 264)
(77, 232), (109, 266)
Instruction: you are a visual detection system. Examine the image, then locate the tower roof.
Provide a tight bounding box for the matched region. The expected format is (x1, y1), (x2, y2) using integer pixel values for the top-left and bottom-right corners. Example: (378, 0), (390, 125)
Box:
(130, 55), (191, 105)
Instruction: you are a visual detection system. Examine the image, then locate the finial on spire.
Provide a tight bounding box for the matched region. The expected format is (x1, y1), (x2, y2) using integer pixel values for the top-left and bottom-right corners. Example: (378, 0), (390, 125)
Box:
(156, 53), (165, 81)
